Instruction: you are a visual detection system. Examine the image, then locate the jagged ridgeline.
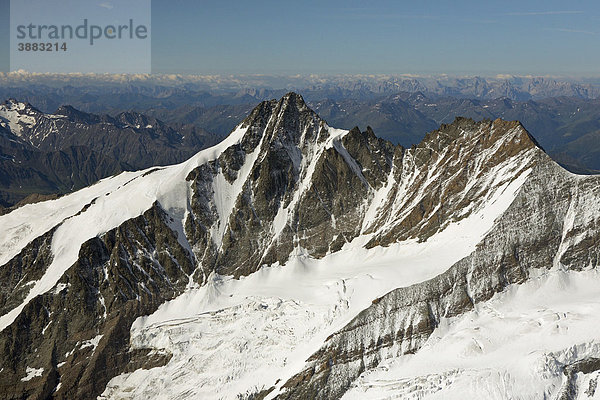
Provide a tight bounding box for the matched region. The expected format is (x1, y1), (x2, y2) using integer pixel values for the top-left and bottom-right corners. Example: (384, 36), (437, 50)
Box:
(0, 99), (219, 208)
(0, 93), (599, 400)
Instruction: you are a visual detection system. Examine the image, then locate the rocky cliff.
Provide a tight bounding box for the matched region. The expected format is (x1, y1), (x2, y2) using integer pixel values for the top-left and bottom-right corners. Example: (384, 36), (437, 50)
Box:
(0, 93), (598, 400)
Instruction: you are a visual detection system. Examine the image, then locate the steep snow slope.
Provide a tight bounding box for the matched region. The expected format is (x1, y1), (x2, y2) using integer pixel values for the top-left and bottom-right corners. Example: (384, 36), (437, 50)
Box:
(343, 269), (600, 400)
(0, 93), (581, 400)
(276, 157), (600, 400)
(0, 124), (251, 331)
(100, 164), (530, 400)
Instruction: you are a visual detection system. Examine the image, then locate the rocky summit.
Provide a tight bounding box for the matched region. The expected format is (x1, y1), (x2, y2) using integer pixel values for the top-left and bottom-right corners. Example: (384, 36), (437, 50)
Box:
(0, 92), (599, 400)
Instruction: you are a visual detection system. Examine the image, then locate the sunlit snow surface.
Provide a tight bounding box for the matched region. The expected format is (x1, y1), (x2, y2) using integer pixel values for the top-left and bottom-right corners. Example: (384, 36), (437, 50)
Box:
(20, 366), (44, 382)
(0, 119), (540, 399)
(342, 268), (600, 400)
(0, 100), (36, 136)
(100, 169), (531, 399)
(0, 124), (252, 331)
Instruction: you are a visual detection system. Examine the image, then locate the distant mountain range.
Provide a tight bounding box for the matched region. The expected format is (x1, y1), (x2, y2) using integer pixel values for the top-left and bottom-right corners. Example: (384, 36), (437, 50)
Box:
(309, 93), (600, 173)
(2, 72), (600, 101)
(144, 94), (600, 173)
(0, 100), (221, 208)
(2, 73), (600, 209)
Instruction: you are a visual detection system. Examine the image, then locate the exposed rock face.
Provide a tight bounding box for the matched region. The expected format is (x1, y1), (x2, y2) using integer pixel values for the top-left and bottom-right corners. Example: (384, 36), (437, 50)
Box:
(275, 156), (600, 399)
(0, 203), (193, 399)
(0, 134), (127, 208)
(183, 93), (397, 278)
(0, 100), (216, 166)
(0, 229), (56, 317)
(0, 92), (598, 399)
(0, 99), (219, 207)
(183, 95), (538, 281)
(365, 118), (540, 245)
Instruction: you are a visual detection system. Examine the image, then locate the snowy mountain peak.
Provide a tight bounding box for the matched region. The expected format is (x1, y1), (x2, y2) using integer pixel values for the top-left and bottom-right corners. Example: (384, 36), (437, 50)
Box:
(0, 93), (595, 400)
(281, 90), (308, 104)
(361, 116), (544, 246)
(1, 99), (42, 114)
(239, 91), (321, 142)
(0, 99), (40, 136)
(3, 98), (26, 109)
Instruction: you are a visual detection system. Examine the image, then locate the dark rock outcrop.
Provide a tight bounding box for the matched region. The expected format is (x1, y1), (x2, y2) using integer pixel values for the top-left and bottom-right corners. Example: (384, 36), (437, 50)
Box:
(0, 203), (194, 399)
(1, 92), (593, 400)
(0, 99), (220, 207)
(276, 155), (600, 399)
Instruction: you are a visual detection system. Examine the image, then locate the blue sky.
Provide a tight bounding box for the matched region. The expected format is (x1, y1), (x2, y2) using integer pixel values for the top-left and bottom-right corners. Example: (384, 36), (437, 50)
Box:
(151, 0), (600, 76)
(0, 0), (8, 72)
(2, 0), (600, 76)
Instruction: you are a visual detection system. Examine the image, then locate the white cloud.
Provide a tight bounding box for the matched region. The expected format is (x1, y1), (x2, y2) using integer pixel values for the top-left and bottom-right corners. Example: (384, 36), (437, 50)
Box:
(505, 10), (583, 16)
(546, 28), (598, 35)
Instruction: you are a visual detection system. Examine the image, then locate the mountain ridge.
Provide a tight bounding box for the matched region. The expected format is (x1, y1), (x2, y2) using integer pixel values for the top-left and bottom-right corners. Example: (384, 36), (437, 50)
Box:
(0, 92), (597, 400)
(0, 99), (221, 207)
